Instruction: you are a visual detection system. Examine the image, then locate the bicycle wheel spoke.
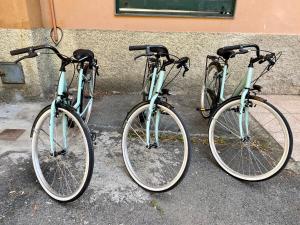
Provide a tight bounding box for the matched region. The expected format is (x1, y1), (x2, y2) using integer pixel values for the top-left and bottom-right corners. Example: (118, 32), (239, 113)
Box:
(40, 129), (65, 151)
(123, 103), (189, 191)
(215, 120), (240, 138)
(129, 124), (147, 145)
(210, 98), (291, 181)
(61, 159), (80, 186)
(32, 106), (92, 202)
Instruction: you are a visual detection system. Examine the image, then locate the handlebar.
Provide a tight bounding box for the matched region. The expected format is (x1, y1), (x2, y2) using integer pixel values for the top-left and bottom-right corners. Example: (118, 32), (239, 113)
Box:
(129, 45), (172, 61)
(130, 45), (189, 76)
(219, 44), (260, 57)
(259, 53), (276, 65)
(10, 44), (47, 56)
(216, 44), (279, 68)
(10, 44), (70, 62)
(129, 45), (148, 51)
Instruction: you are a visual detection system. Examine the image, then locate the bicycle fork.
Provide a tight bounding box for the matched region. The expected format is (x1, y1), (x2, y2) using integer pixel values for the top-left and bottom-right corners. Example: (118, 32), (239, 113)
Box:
(146, 70), (165, 148)
(49, 71), (68, 156)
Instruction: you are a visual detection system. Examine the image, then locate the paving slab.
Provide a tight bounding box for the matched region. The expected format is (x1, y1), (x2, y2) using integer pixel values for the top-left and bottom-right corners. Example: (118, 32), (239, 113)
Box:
(262, 95), (300, 161)
(0, 94), (299, 225)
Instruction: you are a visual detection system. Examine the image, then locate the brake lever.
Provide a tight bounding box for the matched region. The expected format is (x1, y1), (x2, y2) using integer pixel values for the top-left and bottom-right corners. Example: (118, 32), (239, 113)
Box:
(267, 59), (275, 66)
(267, 54), (276, 66)
(259, 53), (276, 65)
(95, 65), (100, 76)
(238, 48), (249, 54)
(15, 52), (38, 63)
(182, 65), (189, 77)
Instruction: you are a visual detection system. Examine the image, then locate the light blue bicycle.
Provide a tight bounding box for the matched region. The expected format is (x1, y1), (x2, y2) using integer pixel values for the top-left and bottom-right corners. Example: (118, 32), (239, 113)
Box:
(10, 45), (99, 202)
(200, 44), (293, 181)
(122, 45), (191, 192)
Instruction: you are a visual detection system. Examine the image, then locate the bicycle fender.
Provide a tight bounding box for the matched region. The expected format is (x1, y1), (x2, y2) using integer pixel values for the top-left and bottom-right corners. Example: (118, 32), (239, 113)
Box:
(30, 102), (74, 138)
(30, 104), (52, 138)
(121, 100), (174, 129)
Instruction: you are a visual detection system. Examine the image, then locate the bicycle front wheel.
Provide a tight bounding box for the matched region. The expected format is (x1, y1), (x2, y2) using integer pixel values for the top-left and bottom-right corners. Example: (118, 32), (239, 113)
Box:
(32, 104), (94, 202)
(122, 102), (190, 192)
(209, 96), (293, 181)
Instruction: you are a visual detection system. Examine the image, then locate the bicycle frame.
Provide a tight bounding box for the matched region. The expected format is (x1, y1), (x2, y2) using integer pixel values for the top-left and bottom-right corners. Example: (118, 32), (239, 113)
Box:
(218, 64), (253, 140)
(49, 68), (93, 154)
(145, 67), (165, 147)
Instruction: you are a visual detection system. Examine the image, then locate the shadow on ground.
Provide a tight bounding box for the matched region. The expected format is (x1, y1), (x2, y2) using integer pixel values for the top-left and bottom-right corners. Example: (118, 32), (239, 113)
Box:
(0, 94), (299, 225)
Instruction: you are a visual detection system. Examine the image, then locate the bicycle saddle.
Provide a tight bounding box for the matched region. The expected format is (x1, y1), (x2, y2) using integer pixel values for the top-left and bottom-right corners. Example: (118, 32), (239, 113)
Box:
(73, 49), (94, 62)
(216, 48), (235, 60)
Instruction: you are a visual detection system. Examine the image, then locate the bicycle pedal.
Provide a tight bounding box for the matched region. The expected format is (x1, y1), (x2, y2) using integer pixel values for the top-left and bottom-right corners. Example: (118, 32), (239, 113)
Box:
(90, 131), (98, 141)
(161, 89), (171, 96)
(147, 143), (158, 149)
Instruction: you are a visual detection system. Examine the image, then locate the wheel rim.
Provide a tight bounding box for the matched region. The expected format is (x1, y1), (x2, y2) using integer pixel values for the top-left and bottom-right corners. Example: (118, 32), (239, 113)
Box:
(122, 104), (189, 191)
(209, 99), (290, 181)
(32, 107), (90, 201)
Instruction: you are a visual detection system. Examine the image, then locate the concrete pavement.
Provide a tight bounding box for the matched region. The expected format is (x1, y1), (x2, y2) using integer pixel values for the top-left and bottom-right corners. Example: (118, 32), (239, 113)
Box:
(0, 93), (299, 225)
(263, 95), (300, 162)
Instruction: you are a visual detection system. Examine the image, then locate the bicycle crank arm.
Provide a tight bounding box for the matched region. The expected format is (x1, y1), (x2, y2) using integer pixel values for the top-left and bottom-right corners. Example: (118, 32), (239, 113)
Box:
(146, 143), (158, 149)
(50, 149), (67, 157)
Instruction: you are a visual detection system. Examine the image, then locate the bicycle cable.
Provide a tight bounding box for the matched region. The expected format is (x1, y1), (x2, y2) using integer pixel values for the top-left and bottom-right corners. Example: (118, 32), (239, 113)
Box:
(67, 62), (76, 89)
(39, 51), (76, 91)
(163, 66), (183, 88)
(163, 54), (189, 88)
(140, 53), (187, 91)
(142, 57), (150, 90)
(252, 51), (282, 85)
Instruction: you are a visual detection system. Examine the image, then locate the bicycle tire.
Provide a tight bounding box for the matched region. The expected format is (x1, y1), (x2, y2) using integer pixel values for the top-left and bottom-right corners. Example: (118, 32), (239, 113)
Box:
(80, 66), (96, 123)
(32, 104), (94, 202)
(200, 61), (222, 118)
(209, 95), (293, 181)
(122, 101), (191, 192)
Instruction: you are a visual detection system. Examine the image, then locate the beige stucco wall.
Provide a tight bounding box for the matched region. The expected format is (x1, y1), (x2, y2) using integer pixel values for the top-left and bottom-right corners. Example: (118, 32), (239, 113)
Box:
(40, 0), (300, 34)
(1, 29), (299, 102)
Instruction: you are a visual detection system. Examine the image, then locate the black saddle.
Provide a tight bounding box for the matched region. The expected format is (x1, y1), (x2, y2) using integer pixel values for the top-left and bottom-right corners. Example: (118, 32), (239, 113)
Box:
(73, 49), (94, 63)
(216, 48), (235, 60)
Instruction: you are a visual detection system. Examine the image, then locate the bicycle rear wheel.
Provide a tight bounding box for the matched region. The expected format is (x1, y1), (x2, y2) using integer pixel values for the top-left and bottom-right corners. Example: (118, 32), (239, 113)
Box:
(200, 62), (222, 118)
(32, 104), (94, 202)
(209, 96), (293, 181)
(80, 66), (96, 123)
(122, 101), (190, 192)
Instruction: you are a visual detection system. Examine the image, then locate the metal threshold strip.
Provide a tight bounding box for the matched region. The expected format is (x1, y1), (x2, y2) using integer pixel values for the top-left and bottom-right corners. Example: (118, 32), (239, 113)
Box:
(119, 8), (222, 15)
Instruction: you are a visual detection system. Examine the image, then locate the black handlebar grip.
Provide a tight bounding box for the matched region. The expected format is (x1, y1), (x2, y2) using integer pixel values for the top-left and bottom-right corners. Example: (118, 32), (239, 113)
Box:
(10, 47), (32, 56)
(10, 44), (47, 56)
(32, 44), (48, 51)
(129, 45), (148, 51)
(222, 45), (242, 51)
